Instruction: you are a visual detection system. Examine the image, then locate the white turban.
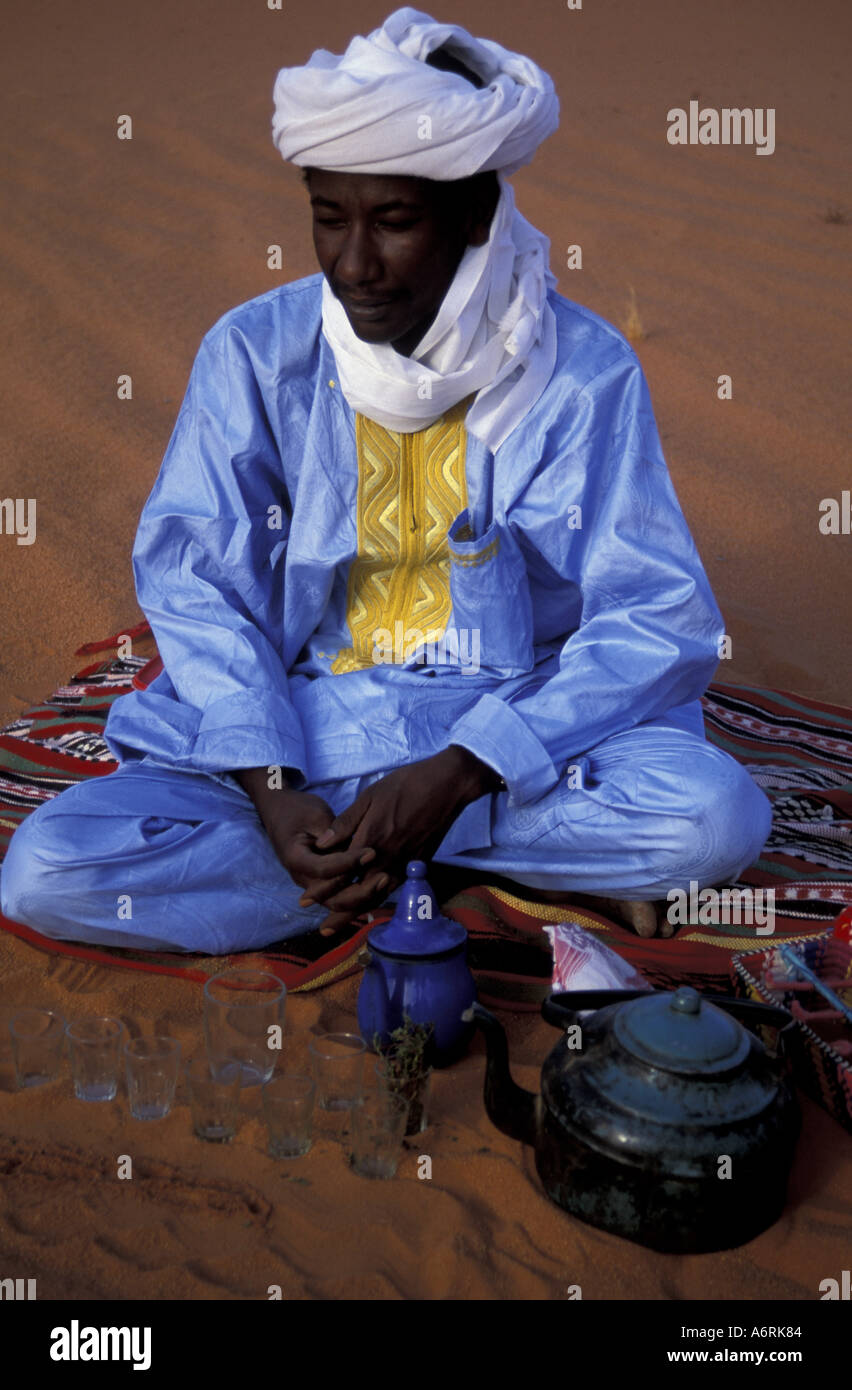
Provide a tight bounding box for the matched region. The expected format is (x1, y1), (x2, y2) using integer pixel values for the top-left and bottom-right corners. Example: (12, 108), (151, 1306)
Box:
(271, 8), (561, 454)
(271, 6), (559, 178)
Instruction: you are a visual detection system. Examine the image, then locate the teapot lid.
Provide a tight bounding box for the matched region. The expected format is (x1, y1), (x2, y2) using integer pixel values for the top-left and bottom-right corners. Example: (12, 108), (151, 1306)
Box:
(368, 861), (467, 958)
(613, 986), (750, 1075)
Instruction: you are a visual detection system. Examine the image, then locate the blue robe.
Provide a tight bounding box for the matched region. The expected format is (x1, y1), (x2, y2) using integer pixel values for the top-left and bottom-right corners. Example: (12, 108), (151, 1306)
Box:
(0, 274), (772, 951)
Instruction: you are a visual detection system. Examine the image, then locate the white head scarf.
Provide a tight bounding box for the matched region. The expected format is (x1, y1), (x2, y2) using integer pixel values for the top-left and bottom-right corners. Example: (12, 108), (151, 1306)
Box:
(272, 7), (560, 451)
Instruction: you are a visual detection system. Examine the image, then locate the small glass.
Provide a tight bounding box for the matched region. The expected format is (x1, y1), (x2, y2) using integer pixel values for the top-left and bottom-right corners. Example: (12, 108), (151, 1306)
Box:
(262, 1074), (315, 1158)
(309, 1032), (366, 1111)
(349, 1085), (408, 1179)
(124, 1037), (181, 1120)
(66, 1017), (123, 1102)
(375, 1059), (432, 1135)
(204, 969), (286, 1087)
(9, 1009), (66, 1089)
(186, 1056), (241, 1142)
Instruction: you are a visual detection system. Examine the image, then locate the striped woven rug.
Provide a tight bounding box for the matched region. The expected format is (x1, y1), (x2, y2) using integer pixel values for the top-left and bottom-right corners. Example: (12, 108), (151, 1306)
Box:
(1, 630), (850, 1003)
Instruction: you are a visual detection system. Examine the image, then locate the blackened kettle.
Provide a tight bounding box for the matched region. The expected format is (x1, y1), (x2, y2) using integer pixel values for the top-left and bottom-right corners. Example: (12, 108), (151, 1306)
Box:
(472, 986), (800, 1253)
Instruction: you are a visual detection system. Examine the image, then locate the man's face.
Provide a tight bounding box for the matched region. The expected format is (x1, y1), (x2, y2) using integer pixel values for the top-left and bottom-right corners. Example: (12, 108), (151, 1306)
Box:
(305, 168), (492, 357)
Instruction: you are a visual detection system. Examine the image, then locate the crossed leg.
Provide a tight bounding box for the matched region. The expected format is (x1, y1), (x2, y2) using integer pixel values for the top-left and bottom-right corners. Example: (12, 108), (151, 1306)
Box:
(0, 724), (771, 955)
(433, 722), (773, 936)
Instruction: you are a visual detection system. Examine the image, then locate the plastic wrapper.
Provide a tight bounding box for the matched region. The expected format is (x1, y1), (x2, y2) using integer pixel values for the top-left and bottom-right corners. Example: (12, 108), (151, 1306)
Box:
(544, 921), (648, 993)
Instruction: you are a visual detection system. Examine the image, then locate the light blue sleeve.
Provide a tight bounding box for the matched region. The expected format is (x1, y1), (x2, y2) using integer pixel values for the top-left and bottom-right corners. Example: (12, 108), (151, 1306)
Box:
(106, 323), (308, 781)
(447, 354), (723, 805)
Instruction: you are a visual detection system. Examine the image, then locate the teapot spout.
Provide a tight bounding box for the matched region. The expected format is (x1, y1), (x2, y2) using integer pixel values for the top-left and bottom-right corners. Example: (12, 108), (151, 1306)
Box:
(470, 1003), (539, 1148)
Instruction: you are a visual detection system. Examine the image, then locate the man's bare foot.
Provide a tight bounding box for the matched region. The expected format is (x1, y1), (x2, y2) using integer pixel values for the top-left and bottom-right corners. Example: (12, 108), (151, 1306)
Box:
(591, 897), (673, 939)
(418, 872), (673, 939)
(523, 888), (672, 938)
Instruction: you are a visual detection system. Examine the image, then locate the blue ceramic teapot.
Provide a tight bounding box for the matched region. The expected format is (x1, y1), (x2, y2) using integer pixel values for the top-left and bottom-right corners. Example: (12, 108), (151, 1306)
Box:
(357, 860), (477, 1067)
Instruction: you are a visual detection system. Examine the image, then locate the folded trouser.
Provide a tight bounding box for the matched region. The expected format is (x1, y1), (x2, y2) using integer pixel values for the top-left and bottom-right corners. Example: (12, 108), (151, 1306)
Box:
(0, 722), (772, 955)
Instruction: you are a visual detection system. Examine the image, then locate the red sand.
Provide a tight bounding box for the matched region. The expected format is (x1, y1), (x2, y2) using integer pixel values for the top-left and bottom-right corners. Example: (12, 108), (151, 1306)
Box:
(2, 959), (850, 1300)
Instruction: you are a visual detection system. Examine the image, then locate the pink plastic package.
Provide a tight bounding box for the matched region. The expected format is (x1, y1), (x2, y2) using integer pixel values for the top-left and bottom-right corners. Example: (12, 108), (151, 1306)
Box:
(544, 921), (648, 993)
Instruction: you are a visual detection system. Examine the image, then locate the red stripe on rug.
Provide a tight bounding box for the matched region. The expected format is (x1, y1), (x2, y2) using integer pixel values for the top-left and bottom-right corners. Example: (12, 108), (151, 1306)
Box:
(708, 682), (852, 720)
(74, 620), (153, 655)
(0, 908), (382, 993)
(0, 737), (118, 775)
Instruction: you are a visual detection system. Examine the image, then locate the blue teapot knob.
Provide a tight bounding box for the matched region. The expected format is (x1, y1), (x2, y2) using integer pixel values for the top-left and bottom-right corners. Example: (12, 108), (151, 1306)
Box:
(671, 987), (701, 1015)
(391, 861), (439, 927)
(366, 860), (465, 956)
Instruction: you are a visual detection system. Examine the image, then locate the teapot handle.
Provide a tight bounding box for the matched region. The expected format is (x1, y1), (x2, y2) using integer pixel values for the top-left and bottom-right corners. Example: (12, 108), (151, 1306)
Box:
(543, 989), (794, 1046)
(543, 990), (652, 1029)
(703, 994), (797, 1070)
(702, 994), (794, 1033)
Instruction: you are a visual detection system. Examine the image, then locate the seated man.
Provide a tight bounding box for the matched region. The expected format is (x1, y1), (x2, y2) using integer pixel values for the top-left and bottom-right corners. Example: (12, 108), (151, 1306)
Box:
(0, 9), (771, 954)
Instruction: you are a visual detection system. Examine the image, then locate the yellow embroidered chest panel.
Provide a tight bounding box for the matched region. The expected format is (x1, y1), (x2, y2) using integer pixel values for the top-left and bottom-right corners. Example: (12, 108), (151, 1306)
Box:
(331, 395), (471, 674)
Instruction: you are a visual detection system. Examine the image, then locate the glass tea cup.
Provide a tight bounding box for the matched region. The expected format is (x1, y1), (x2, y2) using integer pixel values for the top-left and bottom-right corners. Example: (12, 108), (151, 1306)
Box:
(349, 1083), (409, 1179)
(262, 1073), (315, 1158)
(308, 1032), (366, 1111)
(9, 1009), (66, 1089)
(124, 1036), (181, 1120)
(66, 1017), (124, 1102)
(374, 1058), (432, 1136)
(203, 968), (286, 1087)
(185, 1056), (241, 1142)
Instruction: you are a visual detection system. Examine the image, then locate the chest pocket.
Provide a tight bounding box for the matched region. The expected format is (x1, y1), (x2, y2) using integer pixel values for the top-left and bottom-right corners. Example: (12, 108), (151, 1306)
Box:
(447, 510), (535, 677)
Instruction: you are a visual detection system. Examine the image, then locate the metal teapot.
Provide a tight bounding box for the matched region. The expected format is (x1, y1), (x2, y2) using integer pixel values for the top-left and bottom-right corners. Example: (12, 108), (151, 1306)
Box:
(357, 860), (477, 1067)
(472, 986), (800, 1252)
